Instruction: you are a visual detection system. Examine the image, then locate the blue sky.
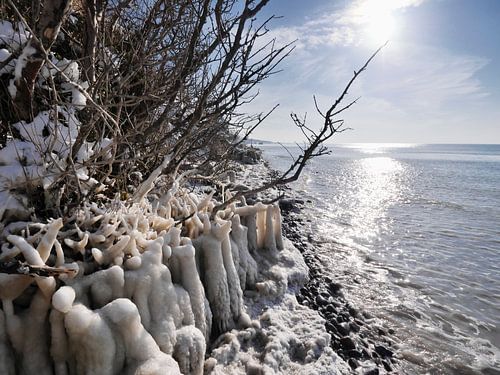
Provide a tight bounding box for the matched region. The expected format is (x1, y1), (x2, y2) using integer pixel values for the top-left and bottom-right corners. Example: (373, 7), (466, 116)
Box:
(246, 0), (500, 144)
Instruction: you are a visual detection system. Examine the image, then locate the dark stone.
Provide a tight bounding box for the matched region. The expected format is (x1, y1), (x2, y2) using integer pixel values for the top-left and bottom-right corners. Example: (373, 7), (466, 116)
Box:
(325, 321), (337, 333)
(348, 358), (359, 369)
(330, 332), (341, 343)
(382, 360), (392, 372)
(341, 312), (351, 321)
(334, 321), (350, 336)
(323, 311), (335, 321)
(349, 322), (361, 333)
(331, 300), (342, 309)
(340, 336), (356, 351)
(339, 322), (351, 335)
(361, 348), (370, 358)
(374, 345), (394, 358)
(320, 291), (330, 299)
(326, 304), (336, 314)
(348, 306), (358, 317)
(279, 199), (295, 211)
(309, 269), (319, 277)
(364, 368), (379, 375)
(336, 313), (349, 323)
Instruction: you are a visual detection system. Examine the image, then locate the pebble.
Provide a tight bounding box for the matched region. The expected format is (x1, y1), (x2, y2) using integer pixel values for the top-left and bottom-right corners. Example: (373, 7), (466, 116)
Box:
(348, 306), (358, 317)
(382, 360), (393, 372)
(348, 358), (359, 369)
(279, 199), (295, 211)
(340, 337), (356, 351)
(319, 291), (330, 300)
(327, 282), (342, 295)
(347, 349), (363, 359)
(374, 345), (394, 358)
(315, 295), (328, 306)
(326, 304), (336, 314)
(337, 322), (351, 336)
(349, 322), (361, 333)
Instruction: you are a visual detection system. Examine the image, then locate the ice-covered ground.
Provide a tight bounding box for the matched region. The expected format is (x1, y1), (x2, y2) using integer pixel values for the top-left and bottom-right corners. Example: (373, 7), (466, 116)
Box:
(207, 237), (349, 374)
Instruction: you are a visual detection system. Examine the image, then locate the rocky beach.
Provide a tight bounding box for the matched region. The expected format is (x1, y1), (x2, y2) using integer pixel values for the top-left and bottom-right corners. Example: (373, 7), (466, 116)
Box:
(233, 152), (402, 374)
(282, 199), (400, 374)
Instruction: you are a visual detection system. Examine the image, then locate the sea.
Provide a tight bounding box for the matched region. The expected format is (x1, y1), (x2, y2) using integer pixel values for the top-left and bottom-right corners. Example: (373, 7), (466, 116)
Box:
(260, 143), (500, 375)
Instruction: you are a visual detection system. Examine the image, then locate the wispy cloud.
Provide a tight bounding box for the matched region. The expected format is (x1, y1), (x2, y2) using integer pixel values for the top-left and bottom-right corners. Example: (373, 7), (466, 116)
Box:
(365, 44), (490, 111)
(269, 0), (427, 49)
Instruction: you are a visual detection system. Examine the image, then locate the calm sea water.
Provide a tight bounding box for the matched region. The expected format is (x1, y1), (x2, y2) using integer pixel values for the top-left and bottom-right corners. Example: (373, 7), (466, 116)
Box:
(261, 143), (500, 374)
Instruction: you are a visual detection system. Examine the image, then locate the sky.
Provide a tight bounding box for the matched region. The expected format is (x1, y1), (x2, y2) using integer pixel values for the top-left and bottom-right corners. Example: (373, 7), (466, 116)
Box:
(245, 0), (500, 144)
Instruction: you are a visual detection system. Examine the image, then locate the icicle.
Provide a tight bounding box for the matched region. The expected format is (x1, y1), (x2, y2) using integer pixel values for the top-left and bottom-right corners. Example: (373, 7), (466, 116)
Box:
(171, 240), (211, 340)
(37, 218), (63, 262)
(273, 204), (284, 250)
(264, 204), (277, 252)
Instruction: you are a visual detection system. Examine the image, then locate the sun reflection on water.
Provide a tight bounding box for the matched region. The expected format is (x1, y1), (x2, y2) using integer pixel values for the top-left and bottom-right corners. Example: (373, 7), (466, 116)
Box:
(348, 156), (404, 243)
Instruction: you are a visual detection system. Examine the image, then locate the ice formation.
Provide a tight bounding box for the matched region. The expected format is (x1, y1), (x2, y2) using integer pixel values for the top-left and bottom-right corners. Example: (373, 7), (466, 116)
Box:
(0, 19), (344, 375)
(0, 157), (298, 374)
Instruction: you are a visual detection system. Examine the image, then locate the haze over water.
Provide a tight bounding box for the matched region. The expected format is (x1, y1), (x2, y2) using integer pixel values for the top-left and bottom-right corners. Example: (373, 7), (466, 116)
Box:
(262, 143), (500, 374)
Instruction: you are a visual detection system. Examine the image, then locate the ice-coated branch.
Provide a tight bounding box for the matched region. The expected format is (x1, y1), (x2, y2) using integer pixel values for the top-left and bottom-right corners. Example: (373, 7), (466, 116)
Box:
(133, 154), (172, 203)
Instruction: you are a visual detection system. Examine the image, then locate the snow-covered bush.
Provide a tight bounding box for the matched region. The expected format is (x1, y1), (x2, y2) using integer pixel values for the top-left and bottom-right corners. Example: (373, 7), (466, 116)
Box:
(0, 0), (293, 224)
(0, 17), (104, 221)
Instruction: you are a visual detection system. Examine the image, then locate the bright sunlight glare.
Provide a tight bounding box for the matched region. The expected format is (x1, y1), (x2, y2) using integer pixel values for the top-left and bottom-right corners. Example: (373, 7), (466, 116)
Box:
(358, 1), (398, 44)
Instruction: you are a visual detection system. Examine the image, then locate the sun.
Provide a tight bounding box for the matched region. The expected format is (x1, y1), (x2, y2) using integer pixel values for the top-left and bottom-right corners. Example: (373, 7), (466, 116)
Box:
(366, 9), (396, 43)
(359, 1), (397, 44)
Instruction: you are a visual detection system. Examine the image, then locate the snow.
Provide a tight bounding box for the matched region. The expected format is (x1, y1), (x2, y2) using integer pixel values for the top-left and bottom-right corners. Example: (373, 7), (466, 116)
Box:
(0, 48), (13, 75)
(8, 42), (37, 98)
(0, 21), (30, 55)
(0, 22), (97, 222)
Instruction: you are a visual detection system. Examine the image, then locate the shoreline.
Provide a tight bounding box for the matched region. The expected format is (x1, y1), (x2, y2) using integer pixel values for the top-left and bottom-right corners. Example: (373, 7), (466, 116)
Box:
(253, 156), (402, 374)
(280, 199), (400, 374)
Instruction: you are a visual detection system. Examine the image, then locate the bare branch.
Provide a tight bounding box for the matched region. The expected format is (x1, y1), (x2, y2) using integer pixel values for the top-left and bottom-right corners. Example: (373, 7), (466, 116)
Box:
(213, 44), (386, 214)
